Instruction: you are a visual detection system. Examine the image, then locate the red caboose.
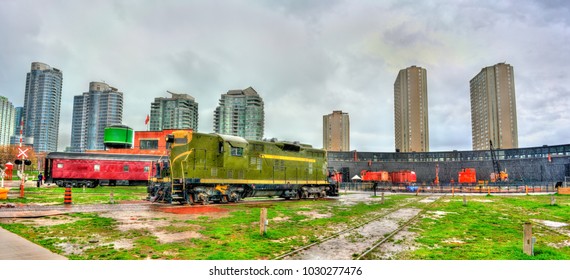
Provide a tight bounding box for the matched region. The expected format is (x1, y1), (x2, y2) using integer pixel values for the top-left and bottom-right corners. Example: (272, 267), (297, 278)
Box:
(360, 170), (390, 182)
(390, 170), (417, 184)
(44, 152), (162, 187)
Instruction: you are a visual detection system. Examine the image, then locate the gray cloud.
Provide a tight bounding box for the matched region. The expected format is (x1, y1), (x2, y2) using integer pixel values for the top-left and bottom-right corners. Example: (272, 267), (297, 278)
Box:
(0, 0), (568, 153)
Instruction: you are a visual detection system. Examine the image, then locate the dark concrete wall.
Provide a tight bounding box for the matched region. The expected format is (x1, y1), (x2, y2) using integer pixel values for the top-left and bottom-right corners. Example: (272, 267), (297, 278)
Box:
(328, 156), (570, 184)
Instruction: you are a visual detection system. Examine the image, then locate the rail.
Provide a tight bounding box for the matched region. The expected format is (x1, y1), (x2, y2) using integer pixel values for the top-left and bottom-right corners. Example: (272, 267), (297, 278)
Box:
(355, 195), (443, 260)
(339, 182), (560, 194)
(273, 195), (431, 260)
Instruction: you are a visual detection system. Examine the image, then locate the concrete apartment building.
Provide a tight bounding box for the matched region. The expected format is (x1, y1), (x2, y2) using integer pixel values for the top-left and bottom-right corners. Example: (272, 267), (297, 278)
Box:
(214, 87), (264, 141)
(23, 62), (63, 152)
(323, 110), (350, 151)
(9, 107), (23, 145)
(70, 82), (123, 152)
(394, 65), (429, 152)
(470, 62), (518, 150)
(149, 91), (198, 131)
(0, 96), (15, 145)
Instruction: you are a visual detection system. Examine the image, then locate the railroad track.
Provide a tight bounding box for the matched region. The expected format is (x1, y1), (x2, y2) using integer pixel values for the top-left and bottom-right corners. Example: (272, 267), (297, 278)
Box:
(274, 195), (444, 260)
(354, 195), (443, 260)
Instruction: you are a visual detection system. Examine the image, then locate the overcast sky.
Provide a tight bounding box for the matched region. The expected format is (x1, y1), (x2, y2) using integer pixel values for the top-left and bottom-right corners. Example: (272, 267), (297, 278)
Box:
(1, 0), (569, 152)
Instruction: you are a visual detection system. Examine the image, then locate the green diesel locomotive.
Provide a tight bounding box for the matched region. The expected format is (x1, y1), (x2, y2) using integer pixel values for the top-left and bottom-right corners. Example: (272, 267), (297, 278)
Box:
(148, 130), (339, 204)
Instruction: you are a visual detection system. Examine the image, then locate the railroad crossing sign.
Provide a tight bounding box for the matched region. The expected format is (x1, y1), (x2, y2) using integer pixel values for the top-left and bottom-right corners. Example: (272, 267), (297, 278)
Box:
(17, 147), (29, 159)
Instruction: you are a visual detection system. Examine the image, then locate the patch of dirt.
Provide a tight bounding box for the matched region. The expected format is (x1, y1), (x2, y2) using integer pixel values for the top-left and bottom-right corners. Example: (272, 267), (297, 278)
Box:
(100, 211), (177, 232)
(419, 197), (438, 203)
(103, 239), (134, 250)
(548, 240), (570, 249)
(533, 219), (568, 228)
(368, 230), (419, 260)
(271, 216), (290, 222)
(56, 242), (85, 255)
(336, 192), (389, 206)
(471, 199), (494, 203)
(154, 231), (203, 243)
(297, 210), (332, 220)
(425, 210), (456, 220)
(442, 238), (466, 244)
(4, 215), (80, 226)
(98, 208), (211, 244)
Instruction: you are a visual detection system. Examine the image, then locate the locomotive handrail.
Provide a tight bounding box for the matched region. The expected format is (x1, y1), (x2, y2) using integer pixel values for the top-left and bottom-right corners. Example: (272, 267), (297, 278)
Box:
(181, 152), (192, 180)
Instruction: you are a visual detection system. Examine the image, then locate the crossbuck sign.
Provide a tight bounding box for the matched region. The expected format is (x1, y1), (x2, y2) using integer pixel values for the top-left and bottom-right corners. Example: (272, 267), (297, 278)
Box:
(17, 147), (29, 159)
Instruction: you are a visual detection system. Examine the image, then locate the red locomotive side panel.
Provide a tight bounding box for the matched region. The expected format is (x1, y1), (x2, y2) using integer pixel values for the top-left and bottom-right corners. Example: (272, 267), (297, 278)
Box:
(360, 170), (390, 182)
(45, 152), (162, 187)
(50, 158), (153, 181)
(458, 168), (477, 184)
(390, 170), (417, 184)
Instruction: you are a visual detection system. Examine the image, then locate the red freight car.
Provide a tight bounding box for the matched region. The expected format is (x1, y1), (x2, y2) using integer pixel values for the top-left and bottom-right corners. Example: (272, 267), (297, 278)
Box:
(44, 152), (162, 187)
(458, 168), (477, 184)
(360, 170), (390, 182)
(390, 170), (417, 184)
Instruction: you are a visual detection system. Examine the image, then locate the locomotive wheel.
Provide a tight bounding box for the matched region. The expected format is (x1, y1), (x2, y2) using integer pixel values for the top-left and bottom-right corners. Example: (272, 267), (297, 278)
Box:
(294, 191), (300, 200)
(199, 193), (209, 205)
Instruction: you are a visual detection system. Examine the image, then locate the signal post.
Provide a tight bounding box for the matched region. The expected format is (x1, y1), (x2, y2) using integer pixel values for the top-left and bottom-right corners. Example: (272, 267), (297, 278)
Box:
(16, 118), (29, 198)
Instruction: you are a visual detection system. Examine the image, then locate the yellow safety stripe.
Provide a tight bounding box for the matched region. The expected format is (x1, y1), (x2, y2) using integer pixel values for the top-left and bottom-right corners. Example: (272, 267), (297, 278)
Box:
(259, 154), (316, 163)
(200, 178), (329, 185)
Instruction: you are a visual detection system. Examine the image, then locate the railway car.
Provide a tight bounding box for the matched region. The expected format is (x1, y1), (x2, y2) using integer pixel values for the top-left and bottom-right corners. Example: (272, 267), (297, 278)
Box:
(44, 152), (162, 188)
(458, 168), (477, 184)
(360, 170), (390, 182)
(390, 170), (417, 184)
(148, 131), (338, 204)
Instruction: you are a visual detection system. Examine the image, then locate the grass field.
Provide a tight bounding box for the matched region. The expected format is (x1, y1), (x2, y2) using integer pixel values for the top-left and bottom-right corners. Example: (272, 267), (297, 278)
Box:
(1, 187), (569, 260)
(407, 194), (570, 260)
(2, 184), (149, 204)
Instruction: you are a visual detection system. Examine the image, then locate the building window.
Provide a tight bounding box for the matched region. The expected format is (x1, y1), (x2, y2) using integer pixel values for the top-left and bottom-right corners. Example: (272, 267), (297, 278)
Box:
(57, 163), (63, 168)
(140, 139), (159, 150)
(123, 165), (129, 172)
(94, 164), (100, 172)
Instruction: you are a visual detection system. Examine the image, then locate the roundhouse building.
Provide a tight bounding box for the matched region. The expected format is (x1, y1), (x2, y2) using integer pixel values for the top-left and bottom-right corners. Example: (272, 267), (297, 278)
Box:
(328, 144), (570, 185)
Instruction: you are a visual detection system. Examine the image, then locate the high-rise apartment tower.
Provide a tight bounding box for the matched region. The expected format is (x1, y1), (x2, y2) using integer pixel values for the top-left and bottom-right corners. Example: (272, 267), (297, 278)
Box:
(23, 62), (63, 152)
(470, 62), (518, 150)
(0, 96), (15, 145)
(214, 87), (264, 140)
(9, 107), (23, 145)
(70, 82), (123, 152)
(323, 110), (350, 151)
(394, 65), (429, 152)
(149, 91), (198, 131)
